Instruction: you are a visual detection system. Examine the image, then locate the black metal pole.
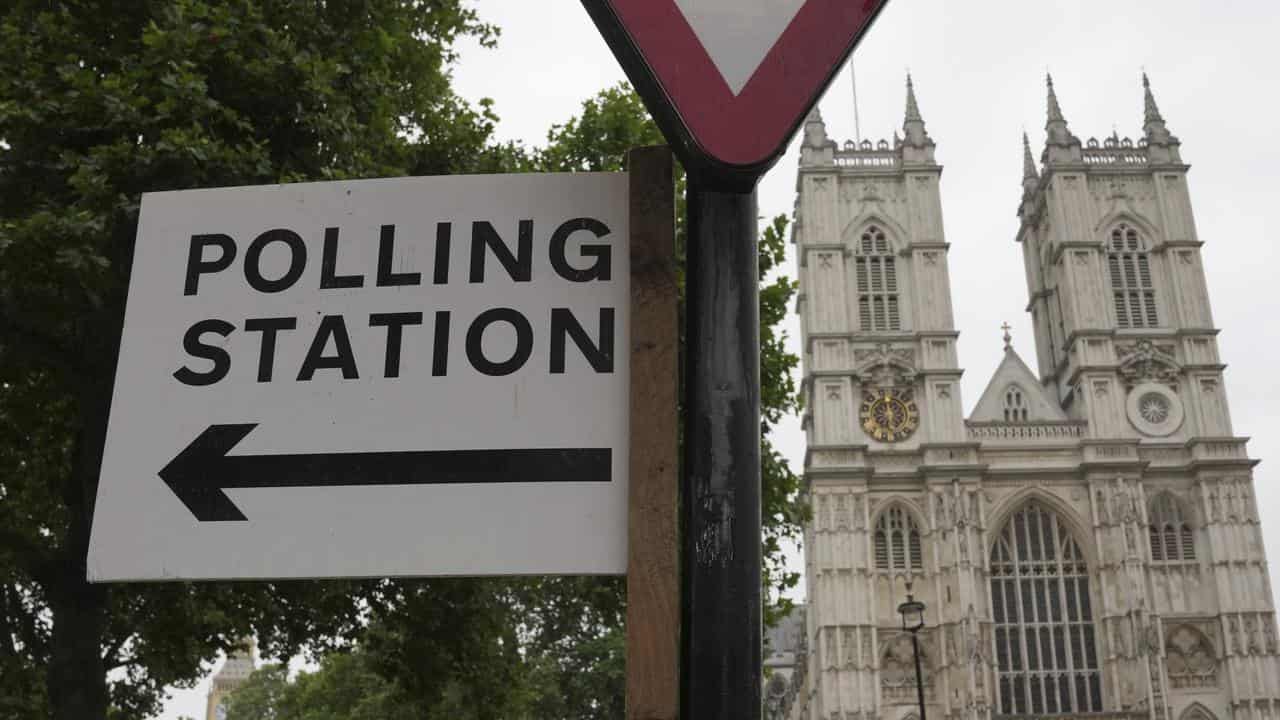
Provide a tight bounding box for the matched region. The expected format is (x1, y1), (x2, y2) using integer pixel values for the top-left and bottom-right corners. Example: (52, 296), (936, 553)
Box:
(911, 631), (927, 720)
(681, 179), (762, 720)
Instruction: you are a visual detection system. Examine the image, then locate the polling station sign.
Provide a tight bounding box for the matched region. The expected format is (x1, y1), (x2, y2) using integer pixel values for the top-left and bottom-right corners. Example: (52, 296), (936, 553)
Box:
(87, 172), (630, 581)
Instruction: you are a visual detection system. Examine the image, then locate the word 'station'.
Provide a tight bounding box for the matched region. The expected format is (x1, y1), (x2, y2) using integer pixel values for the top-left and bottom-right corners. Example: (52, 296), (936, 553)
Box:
(175, 218), (616, 386)
(88, 172), (631, 581)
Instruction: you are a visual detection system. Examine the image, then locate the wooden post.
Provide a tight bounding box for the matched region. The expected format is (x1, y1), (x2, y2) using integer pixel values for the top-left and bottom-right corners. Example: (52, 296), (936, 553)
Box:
(626, 145), (679, 720)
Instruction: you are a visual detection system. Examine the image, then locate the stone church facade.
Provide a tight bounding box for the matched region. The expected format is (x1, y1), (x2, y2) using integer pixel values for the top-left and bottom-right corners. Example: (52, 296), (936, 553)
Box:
(776, 76), (1280, 720)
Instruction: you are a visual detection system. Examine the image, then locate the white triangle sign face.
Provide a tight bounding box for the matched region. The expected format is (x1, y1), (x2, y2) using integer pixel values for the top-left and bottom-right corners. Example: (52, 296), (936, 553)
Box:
(582, 0), (889, 173)
(672, 0), (807, 96)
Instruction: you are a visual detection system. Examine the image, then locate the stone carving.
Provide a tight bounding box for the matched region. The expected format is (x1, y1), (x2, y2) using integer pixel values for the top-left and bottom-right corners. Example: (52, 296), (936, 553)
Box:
(835, 494), (851, 530)
(1117, 340), (1181, 389)
(842, 627), (856, 668)
(881, 634), (929, 703)
(1166, 625), (1218, 689)
(1112, 479), (1139, 523)
(853, 344), (917, 387)
(1246, 616), (1261, 655)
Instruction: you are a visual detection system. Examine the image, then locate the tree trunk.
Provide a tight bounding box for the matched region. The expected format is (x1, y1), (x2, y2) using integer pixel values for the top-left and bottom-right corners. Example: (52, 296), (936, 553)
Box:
(47, 314), (119, 720)
(47, 577), (109, 720)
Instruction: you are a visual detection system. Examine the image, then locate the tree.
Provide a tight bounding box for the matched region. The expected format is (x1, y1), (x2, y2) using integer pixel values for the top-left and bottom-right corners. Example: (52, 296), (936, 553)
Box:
(225, 596), (529, 720)
(0, 2), (513, 718)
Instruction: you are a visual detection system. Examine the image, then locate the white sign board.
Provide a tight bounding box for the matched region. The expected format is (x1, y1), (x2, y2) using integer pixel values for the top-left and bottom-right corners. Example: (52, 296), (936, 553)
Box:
(87, 173), (630, 581)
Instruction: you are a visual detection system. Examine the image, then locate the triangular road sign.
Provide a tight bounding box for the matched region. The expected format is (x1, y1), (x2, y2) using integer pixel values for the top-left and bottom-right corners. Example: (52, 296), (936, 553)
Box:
(583, 0), (889, 185)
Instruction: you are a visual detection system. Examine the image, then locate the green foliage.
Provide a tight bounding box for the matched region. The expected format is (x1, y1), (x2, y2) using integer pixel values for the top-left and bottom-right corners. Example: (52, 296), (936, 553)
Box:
(226, 658), (416, 720)
(0, 2), (803, 715)
(0, 2), (510, 718)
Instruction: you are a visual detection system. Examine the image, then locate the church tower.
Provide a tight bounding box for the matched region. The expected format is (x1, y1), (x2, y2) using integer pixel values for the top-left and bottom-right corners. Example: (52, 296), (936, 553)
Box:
(790, 76), (981, 720)
(782, 75), (1280, 720)
(204, 638), (256, 720)
(1012, 74), (1279, 720)
(796, 75), (966, 453)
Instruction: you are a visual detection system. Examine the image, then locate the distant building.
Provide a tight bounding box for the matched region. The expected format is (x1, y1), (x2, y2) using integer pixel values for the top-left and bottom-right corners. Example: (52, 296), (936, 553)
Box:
(782, 74), (1280, 720)
(767, 606), (808, 719)
(204, 638), (256, 720)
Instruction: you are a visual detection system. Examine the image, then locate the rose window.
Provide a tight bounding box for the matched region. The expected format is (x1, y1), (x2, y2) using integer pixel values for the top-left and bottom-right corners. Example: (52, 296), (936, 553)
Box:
(1139, 393), (1170, 424)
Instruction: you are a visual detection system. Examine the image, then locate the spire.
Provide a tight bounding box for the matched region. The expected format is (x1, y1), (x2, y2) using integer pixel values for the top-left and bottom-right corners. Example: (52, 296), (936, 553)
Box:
(1022, 132), (1039, 182)
(801, 104), (828, 149)
(1045, 73), (1066, 127)
(1142, 72), (1164, 125)
(1042, 73), (1081, 163)
(905, 73), (923, 123)
(901, 74), (933, 161)
(1141, 72), (1176, 150)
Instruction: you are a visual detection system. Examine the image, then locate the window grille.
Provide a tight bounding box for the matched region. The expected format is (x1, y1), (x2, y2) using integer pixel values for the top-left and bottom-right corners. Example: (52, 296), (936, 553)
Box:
(1108, 224), (1159, 328)
(873, 506), (923, 572)
(1149, 492), (1196, 562)
(1003, 385), (1030, 422)
(855, 226), (901, 331)
(990, 502), (1102, 715)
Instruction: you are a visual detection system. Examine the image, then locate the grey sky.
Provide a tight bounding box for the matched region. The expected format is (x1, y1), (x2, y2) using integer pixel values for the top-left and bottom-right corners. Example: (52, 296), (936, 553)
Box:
(160, 1), (1280, 716)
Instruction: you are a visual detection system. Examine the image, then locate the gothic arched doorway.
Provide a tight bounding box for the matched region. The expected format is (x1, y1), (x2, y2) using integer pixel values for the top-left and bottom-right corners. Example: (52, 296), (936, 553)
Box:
(990, 500), (1103, 715)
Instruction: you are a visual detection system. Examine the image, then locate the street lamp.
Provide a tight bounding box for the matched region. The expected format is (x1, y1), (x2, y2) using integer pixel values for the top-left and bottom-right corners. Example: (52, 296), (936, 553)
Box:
(897, 582), (928, 720)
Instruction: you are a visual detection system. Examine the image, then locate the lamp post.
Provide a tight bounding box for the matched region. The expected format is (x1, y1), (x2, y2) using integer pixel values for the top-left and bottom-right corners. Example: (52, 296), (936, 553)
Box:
(897, 582), (928, 720)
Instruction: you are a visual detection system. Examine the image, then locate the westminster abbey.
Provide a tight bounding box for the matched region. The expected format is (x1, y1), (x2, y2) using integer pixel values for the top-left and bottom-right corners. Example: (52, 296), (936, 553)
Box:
(771, 75), (1280, 720)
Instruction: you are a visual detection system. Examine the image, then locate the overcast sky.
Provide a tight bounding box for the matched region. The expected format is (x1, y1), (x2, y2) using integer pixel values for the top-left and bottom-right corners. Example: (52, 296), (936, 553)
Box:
(160, 1), (1280, 716)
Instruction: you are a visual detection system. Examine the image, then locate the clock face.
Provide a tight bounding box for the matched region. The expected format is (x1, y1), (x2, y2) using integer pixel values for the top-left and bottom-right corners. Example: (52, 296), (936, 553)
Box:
(859, 387), (919, 443)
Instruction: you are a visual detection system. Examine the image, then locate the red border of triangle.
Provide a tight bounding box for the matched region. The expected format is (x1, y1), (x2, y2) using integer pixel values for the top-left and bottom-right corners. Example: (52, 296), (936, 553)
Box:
(605, 0), (884, 167)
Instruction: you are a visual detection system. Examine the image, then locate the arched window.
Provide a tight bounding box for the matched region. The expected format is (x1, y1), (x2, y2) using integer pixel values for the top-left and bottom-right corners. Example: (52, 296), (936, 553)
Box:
(990, 501), (1102, 715)
(1003, 385), (1029, 422)
(873, 506), (923, 572)
(1149, 492), (1196, 562)
(1107, 224), (1159, 329)
(855, 226), (900, 331)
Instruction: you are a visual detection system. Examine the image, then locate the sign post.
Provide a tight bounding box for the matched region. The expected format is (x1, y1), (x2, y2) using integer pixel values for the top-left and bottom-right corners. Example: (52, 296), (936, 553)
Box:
(582, 1), (890, 716)
(625, 146), (680, 720)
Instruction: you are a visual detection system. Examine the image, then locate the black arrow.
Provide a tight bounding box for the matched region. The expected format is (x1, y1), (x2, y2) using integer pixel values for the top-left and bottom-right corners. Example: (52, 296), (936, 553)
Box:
(160, 423), (612, 522)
